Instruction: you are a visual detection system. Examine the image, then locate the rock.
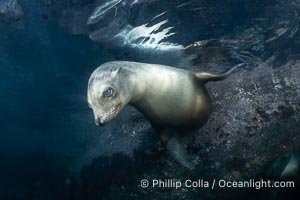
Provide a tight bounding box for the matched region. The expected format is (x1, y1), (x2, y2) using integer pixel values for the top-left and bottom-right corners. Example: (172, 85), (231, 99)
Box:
(0, 0), (24, 22)
(192, 57), (300, 179)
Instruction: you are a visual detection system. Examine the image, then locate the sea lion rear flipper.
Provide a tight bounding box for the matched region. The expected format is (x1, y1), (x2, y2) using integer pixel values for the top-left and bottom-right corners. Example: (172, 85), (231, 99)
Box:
(166, 136), (196, 170)
(195, 63), (245, 84)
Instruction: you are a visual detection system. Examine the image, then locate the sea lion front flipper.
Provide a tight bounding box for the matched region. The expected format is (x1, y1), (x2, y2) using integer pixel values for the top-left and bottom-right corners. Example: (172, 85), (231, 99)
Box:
(166, 136), (196, 170)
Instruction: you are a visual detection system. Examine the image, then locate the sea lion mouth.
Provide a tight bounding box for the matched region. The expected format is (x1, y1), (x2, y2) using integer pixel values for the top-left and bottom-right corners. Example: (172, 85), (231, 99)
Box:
(115, 102), (122, 111)
(99, 102), (123, 125)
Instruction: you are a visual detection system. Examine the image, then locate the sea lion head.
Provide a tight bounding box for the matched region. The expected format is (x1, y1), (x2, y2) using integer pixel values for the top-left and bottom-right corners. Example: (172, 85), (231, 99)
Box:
(87, 65), (128, 126)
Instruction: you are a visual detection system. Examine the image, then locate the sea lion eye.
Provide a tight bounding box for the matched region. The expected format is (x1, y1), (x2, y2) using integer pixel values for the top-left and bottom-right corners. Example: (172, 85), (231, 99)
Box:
(103, 87), (114, 97)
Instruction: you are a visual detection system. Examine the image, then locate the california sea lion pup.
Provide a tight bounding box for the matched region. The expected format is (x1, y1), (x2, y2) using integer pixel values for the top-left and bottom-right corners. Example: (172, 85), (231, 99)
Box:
(87, 61), (243, 169)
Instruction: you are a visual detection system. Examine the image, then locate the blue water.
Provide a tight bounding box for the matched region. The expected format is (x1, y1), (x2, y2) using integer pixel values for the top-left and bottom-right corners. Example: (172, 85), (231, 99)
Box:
(0, 20), (113, 150)
(0, 2), (116, 198)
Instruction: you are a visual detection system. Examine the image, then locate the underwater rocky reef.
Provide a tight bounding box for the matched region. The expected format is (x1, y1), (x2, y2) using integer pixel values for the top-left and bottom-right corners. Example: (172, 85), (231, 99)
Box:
(0, 0), (299, 199)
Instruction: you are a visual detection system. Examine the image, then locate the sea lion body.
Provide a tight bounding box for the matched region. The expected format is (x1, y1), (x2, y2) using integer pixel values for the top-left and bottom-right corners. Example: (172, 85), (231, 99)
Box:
(87, 61), (241, 169)
(128, 63), (211, 131)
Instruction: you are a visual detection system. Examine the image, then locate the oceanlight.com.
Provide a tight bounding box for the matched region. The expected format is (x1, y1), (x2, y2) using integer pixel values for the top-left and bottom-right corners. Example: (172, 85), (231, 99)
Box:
(140, 179), (295, 190)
